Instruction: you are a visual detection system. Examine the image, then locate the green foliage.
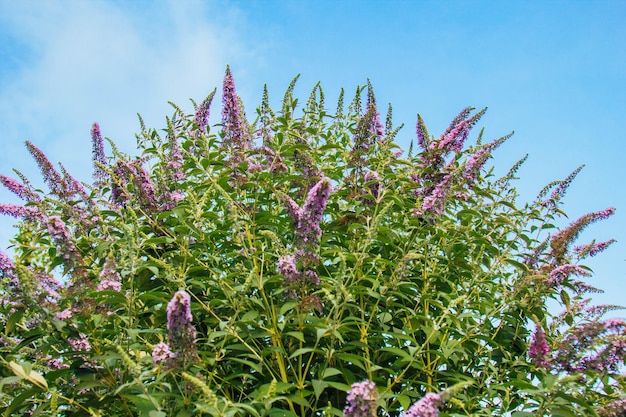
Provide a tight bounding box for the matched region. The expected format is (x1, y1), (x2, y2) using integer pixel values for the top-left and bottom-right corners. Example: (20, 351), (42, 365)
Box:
(0, 69), (623, 417)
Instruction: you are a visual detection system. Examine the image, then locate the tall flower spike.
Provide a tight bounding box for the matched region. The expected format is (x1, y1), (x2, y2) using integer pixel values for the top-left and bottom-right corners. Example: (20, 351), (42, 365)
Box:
(550, 207), (616, 262)
(416, 114), (430, 151)
(166, 290), (197, 357)
(194, 88), (216, 136)
(222, 66), (251, 151)
(0, 175), (40, 202)
(283, 177), (332, 247)
(463, 132), (513, 185)
(529, 326), (551, 368)
(25, 141), (64, 196)
(91, 122), (107, 183)
(0, 203), (44, 222)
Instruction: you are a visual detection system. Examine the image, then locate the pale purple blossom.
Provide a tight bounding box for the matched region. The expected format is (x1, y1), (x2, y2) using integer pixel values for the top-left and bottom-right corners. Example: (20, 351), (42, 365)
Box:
(97, 258), (122, 292)
(343, 380), (378, 417)
(574, 239), (616, 258)
(546, 165), (584, 206)
(0, 175), (40, 202)
(0, 204), (44, 222)
(278, 254), (299, 284)
(55, 308), (73, 321)
(416, 172), (454, 217)
(46, 357), (69, 370)
(222, 66), (251, 151)
(0, 250), (18, 287)
(546, 264), (591, 287)
(361, 170), (381, 204)
(166, 291), (197, 356)
(416, 114), (429, 150)
(598, 398), (626, 417)
(554, 318), (626, 373)
(152, 342), (176, 365)
(284, 177), (332, 247)
(403, 392), (443, 417)
(194, 89), (215, 136)
(68, 334), (91, 352)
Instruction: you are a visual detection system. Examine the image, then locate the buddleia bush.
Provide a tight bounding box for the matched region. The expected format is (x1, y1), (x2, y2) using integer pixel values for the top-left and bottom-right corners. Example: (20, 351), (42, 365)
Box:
(0, 67), (624, 417)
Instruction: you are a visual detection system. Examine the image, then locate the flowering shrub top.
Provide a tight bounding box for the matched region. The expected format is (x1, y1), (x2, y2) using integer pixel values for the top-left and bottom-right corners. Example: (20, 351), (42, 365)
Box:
(0, 67), (624, 417)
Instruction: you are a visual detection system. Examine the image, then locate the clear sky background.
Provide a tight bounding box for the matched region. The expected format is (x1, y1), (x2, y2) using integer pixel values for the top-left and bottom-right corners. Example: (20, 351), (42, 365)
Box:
(0, 0), (624, 315)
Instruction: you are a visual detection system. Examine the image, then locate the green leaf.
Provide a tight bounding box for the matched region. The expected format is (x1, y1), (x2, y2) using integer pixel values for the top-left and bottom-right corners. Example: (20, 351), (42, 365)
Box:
(312, 379), (328, 399)
(8, 361), (47, 391)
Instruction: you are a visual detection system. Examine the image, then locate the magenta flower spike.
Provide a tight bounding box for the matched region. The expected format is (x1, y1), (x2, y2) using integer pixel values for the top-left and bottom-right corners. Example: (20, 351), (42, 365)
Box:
(529, 327), (551, 368)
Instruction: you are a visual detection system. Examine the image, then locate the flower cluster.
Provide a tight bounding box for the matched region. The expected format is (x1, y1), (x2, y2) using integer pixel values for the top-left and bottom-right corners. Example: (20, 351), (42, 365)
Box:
(545, 264), (591, 287)
(598, 398), (626, 417)
(528, 327), (550, 368)
(68, 333), (91, 352)
(343, 380), (378, 417)
(152, 342), (176, 365)
(166, 291), (197, 360)
(553, 318), (626, 373)
(403, 392), (443, 417)
(0, 174), (41, 203)
(361, 170), (381, 204)
(96, 258), (122, 292)
(550, 207), (616, 263)
(194, 89), (215, 136)
(91, 122), (107, 184)
(283, 177), (332, 247)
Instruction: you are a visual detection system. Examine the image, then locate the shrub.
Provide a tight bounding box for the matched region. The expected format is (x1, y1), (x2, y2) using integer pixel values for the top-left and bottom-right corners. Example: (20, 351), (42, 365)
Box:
(0, 67), (624, 416)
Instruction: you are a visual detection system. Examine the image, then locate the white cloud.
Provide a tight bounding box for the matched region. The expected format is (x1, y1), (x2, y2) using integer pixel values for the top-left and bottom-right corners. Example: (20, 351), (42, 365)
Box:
(0, 0), (254, 245)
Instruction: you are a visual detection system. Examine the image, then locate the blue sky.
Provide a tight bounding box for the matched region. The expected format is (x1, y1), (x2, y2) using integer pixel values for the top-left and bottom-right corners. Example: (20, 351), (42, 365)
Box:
(0, 0), (624, 313)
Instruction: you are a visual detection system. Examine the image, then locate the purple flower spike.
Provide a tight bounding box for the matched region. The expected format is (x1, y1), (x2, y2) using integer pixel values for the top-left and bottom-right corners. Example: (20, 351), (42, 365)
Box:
(0, 175), (40, 203)
(403, 392), (443, 417)
(343, 380), (378, 417)
(166, 290), (197, 357)
(0, 250), (18, 288)
(546, 264), (590, 287)
(529, 327), (551, 368)
(0, 204), (44, 222)
(284, 177), (332, 247)
(91, 122), (107, 183)
(222, 66), (250, 151)
(25, 141), (64, 196)
(167, 291), (193, 332)
(550, 207), (616, 262)
(194, 89), (216, 136)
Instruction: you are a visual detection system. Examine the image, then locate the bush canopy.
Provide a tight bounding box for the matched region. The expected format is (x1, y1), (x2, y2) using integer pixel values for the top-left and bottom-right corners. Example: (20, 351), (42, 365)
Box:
(0, 67), (624, 417)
